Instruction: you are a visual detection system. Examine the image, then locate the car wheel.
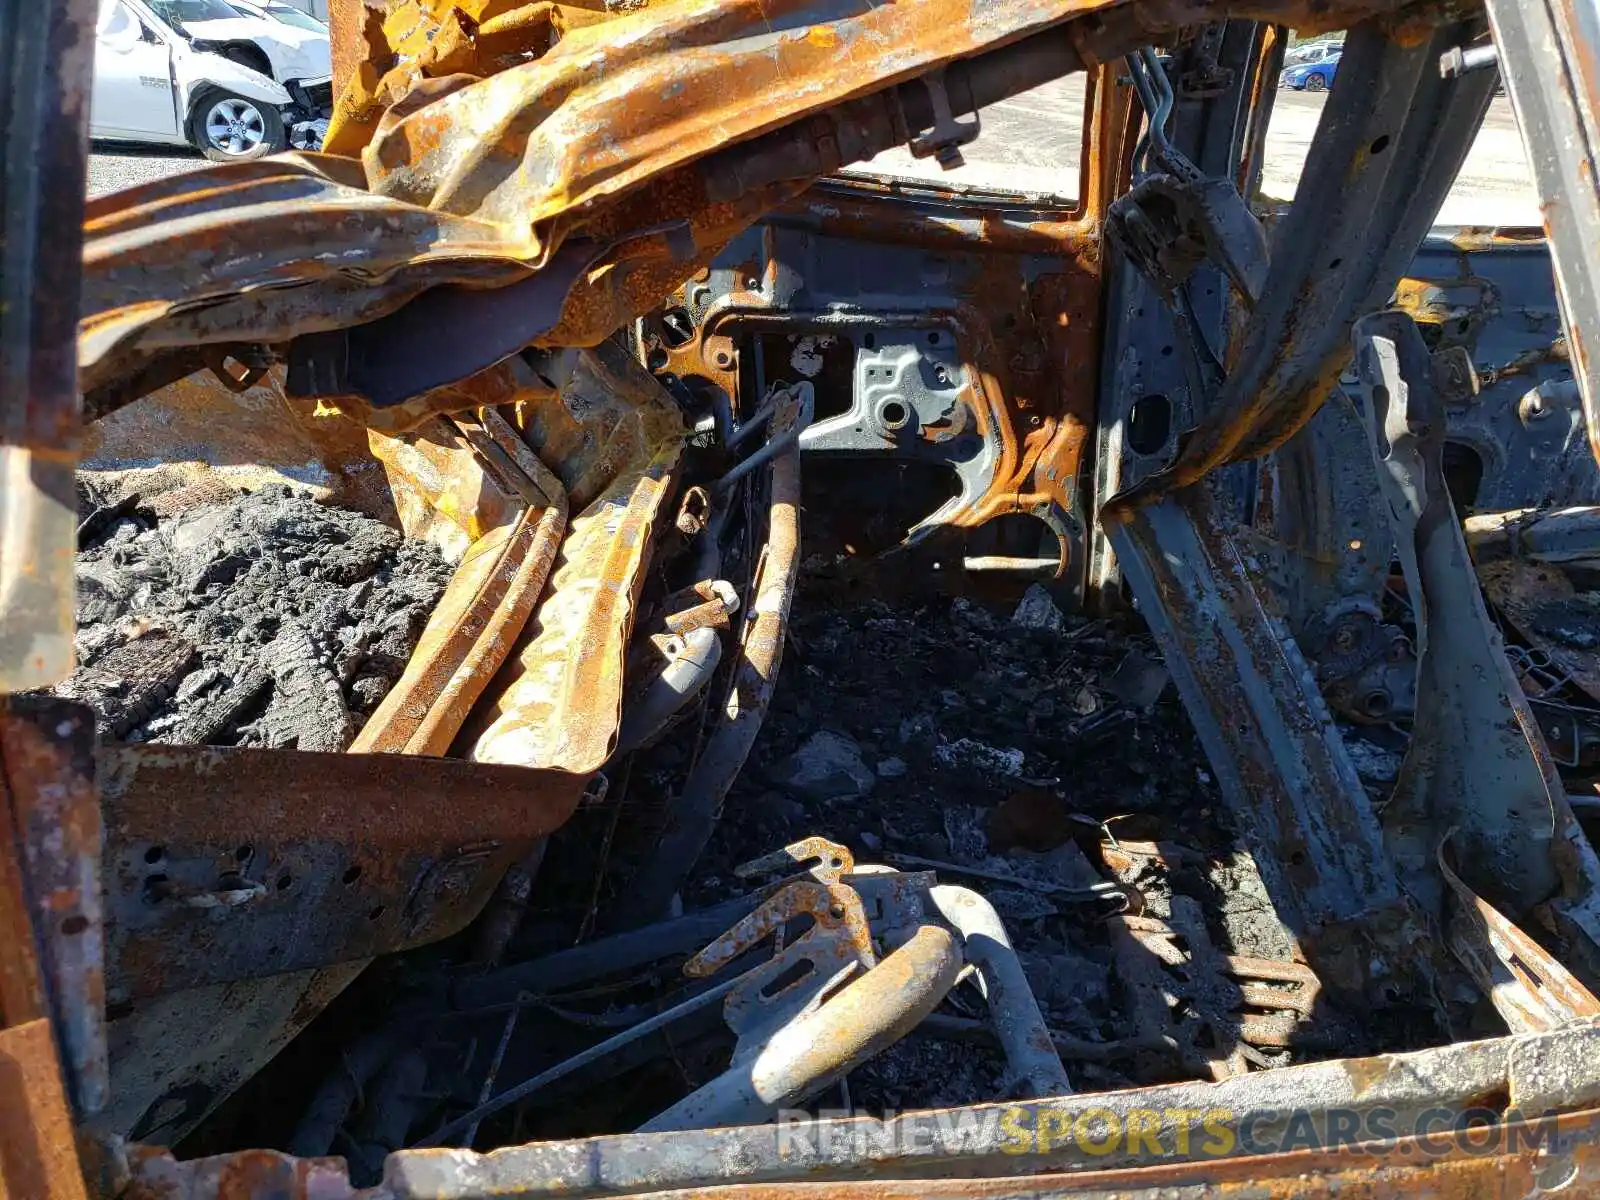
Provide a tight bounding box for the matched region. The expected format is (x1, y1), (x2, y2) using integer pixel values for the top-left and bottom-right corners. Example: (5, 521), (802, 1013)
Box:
(1304, 74), (1327, 92)
(190, 90), (287, 163)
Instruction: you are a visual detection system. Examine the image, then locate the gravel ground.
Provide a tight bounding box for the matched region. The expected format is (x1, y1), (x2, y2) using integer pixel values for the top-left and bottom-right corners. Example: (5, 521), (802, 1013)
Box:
(87, 140), (205, 198)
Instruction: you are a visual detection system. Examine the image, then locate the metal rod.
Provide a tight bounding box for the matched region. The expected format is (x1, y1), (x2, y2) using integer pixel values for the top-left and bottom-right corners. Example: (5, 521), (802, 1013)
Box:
(415, 975), (743, 1147)
(927, 886), (1072, 1097)
(715, 382), (814, 494)
(639, 925), (963, 1132)
(461, 1006), (521, 1147)
(629, 393), (805, 921)
(457, 898), (759, 1011)
(884, 853), (1125, 903)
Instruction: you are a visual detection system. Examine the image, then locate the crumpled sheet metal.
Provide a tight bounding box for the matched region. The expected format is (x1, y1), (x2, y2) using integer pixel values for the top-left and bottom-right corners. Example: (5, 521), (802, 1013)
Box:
(78, 156), (526, 396)
(81, 0), (1109, 394)
(511, 343), (688, 511)
(355, 414), (569, 757)
(467, 444), (679, 771)
(331, 0), (1420, 195)
(1437, 842), (1600, 1035)
(354, 345), (678, 766)
(79, 165), (805, 426)
(325, 0), (623, 158)
(80, 366), (399, 518)
(466, 350), (685, 773)
(78, 0), (1415, 412)
(349, 0), (1094, 230)
(119, 1025), (1600, 1198)
(366, 418), (522, 561)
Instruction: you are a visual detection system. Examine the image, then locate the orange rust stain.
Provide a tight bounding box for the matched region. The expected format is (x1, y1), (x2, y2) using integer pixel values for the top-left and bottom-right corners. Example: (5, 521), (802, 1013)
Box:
(0, 1021), (89, 1200)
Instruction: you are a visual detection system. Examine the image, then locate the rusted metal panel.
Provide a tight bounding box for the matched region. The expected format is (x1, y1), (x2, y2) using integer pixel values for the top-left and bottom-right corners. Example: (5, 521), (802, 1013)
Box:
(367, 417), (524, 554)
(356, 413), (569, 757)
(1350, 312), (1569, 921)
(1485, 0), (1600, 474)
(115, 1024), (1600, 1198)
(88, 960), (368, 1151)
(1103, 485), (1408, 999)
(327, 0), (368, 100)
(1084, 23), (1266, 606)
(1106, 18), (1498, 509)
(0, 699), (107, 1115)
(74, 303), (680, 1144)
(80, 366), (398, 520)
(0, 1020), (88, 1200)
(1438, 847), (1600, 1034)
(509, 342), (686, 513)
(346, 0), (1108, 227)
(77, 0), (1420, 420)
(469, 350), (684, 773)
(125, 1144), (364, 1200)
(0, 0), (96, 691)
(321, 0), (628, 159)
(0, 756), (46, 1030)
(1248, 232), (1587, 731)
(99, 743), (582, 1001)
(1395, 234), (1593, 511)
(414, 1105), (1600, 1198)
(40, 6), (1600, 1200)
(652, 174), (1110, 588)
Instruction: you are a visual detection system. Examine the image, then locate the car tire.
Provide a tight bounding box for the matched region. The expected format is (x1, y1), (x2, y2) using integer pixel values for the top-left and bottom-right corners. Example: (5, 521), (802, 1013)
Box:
(1304, 74), (1327, 93)
(189, 89), (287, 163)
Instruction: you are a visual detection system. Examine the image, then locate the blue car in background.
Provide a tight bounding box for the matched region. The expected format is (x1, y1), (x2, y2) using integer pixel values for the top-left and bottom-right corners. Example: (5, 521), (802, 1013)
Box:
(1281, 52), (1340, 92)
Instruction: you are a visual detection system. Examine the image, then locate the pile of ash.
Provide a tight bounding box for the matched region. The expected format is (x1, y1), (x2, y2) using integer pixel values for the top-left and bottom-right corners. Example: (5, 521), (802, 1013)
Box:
(195, 571), (1429, 1155)
(604, 578), (1417, 1107)
(56, 478), (451, 750)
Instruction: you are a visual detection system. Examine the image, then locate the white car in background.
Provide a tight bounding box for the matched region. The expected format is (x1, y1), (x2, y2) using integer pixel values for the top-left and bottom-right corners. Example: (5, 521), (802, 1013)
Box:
(92, 0), (331, 162)
(228, 0), (328, 34)
(154, 0), (329, 87)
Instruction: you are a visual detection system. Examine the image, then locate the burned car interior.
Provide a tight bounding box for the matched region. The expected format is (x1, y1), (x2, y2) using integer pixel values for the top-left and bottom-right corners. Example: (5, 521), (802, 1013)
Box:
(9, 0), (1600, 1195)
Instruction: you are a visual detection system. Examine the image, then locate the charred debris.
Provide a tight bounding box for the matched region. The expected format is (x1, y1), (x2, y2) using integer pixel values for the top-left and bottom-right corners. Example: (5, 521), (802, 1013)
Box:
(10, 0), (1600, 1197)
(63, 477), (449, 750)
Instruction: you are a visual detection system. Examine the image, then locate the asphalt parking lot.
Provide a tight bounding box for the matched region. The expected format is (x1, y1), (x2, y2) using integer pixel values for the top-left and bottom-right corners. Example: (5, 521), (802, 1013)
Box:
(89, 85), (1538, 227)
